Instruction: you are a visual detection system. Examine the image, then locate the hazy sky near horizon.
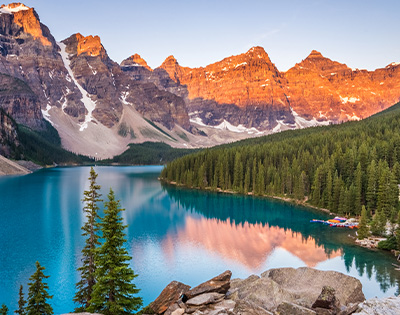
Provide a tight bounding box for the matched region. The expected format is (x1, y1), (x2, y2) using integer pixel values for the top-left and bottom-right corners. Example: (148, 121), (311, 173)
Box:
(19, 0), (400, 71)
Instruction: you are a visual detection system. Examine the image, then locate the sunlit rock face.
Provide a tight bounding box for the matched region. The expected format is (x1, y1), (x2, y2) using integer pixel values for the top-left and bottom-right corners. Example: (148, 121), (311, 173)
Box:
(149, 47), (400, 131)
(121, 53), (152, 71)
(0, 3), (50, 46)
(285, 50), (400, 121)
(156, 47), (294, 130)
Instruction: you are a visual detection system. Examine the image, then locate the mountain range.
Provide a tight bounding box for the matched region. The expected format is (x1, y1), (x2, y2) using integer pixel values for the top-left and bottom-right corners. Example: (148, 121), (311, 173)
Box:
(0, 2), (400, 159)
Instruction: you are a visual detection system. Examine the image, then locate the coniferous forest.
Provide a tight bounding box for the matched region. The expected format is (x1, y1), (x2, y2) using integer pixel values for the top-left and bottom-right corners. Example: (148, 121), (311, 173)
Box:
(161, 102), (400, 228)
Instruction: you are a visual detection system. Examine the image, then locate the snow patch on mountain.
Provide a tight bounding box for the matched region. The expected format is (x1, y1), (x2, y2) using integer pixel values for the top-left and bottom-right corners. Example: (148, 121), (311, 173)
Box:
(190, 117), (261, 134)
(0, 3), (29, 14)
(339, 96), (359, 104)
(41, 104), (55, 126)
(58, 42), (97, 131)
(292, 109), (331, 128)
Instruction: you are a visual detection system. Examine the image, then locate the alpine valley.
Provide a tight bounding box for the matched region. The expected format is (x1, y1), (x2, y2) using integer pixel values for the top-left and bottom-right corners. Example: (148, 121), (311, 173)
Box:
(1, 2), (400, 161)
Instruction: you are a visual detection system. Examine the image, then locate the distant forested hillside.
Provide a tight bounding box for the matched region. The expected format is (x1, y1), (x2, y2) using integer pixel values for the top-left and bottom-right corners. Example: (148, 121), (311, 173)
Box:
(102, 142), (199, 165)
(161, 102), (400, 222)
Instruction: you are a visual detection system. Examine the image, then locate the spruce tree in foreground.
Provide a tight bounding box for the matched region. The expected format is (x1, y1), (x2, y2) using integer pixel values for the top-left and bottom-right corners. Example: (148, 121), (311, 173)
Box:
(0, 304), (8, 315)
(26, 262), (53, 315)
(15, 285), (26, 315)
(88, 189), (142, 315)
(74, 167), (102, 311)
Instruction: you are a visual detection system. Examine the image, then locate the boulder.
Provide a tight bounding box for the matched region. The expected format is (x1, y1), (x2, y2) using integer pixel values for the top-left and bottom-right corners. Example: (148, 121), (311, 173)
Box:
(312, 286), (340, 310)
(229, 275), (298, 311)
(276, 302), (317, 315)
(170, 309), (185, 315)
(232, 300), (273, 315)
(186, 293), (225, 306)
(353, 296), (400, 315)
(184, 270), (232, 300)
(262, 267), (365, 307)
(150, 281), (191, 314)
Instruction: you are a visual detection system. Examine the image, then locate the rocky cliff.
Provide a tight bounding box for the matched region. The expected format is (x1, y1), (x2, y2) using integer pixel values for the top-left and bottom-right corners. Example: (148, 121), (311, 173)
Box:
(0, 107), (18, 156)
(285, 50), (400, 121)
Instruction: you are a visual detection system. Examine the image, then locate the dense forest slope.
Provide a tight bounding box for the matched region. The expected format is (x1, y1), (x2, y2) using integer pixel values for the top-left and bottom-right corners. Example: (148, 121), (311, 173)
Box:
(161, 102), (400, 221)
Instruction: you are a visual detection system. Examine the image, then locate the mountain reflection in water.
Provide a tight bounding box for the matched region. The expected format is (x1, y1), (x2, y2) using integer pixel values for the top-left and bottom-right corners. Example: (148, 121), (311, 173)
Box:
(162, 217), (341, 271)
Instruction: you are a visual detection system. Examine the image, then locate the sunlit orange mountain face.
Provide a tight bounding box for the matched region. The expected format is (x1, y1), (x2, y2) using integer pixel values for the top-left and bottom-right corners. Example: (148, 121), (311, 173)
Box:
(161, 217), (341, 272)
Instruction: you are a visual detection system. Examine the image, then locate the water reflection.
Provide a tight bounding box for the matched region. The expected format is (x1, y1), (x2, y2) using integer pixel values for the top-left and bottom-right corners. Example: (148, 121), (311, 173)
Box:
(163, 217), (341, 271)
(162, 184), (400, 296)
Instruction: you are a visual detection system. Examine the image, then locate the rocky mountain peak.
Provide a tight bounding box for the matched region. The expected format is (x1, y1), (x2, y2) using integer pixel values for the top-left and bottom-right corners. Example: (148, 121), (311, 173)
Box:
(295, 50), (349, 73)
(307, 49), (324, 59)
(75, 34), (105, 57)
(0, 2), (51, 46)
(159, 55), (182, 83)
(0, 2), (29, 12)
(121, 53), (152, 71)
(245, 46), (271, 62)
(161, 55), (179, 67)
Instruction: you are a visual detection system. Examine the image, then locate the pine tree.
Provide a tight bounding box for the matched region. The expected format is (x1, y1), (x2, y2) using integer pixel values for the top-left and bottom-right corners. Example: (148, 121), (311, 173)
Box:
(366, 160), (377, 212)
(26, 262), (53, 315)
(396, 210), (400, 250)
(88, 189), (142, 315)
(15, 285), (26, 315)
(244, 166), (250, 194)
(370, 209), (386, 236)
(74, 167), (102, 311)
(358, 206), (369, 240)
(0, 305), (8, 315)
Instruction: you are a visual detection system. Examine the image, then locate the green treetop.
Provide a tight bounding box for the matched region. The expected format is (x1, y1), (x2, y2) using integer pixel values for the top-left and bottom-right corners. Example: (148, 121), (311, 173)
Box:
(15, 285), (26, 315)
(26, 262), (53, 315)
(0, 304), (8, 315)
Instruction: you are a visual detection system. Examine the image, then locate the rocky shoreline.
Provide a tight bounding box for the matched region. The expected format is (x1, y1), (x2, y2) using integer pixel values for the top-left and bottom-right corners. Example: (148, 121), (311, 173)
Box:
(138, 267), (398, 315)
(62, 267), (400, 315)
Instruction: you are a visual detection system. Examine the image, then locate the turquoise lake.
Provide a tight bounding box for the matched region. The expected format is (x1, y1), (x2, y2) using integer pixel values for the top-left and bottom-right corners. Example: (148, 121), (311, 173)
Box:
(0, 166), (399, 313)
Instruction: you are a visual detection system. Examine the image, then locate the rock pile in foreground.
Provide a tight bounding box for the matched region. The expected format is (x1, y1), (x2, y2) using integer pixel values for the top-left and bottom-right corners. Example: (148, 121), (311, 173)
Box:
(63, 267), (400, 315)
(144, 267), (367, 315)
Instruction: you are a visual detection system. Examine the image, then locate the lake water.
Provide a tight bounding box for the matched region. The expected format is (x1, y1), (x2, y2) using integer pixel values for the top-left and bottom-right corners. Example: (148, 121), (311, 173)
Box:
(0, 166), (399, 313)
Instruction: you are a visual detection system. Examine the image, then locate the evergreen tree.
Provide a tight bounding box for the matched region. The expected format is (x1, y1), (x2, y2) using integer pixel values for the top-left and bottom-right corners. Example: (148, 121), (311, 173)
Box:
(244, 166), (250, 194)
(15, 285), (26, 315)
(0, 305), (8, 315)
(88, 189), (142, 315)
(366, 160), (377, 212)
(396, 210), (400, 250)
(358, 206), (369, 240)
(354, 163), (362, 215)
(26, 262), (53, 315)
(370, 209), (386, 236)
(74, 167), (102, 311)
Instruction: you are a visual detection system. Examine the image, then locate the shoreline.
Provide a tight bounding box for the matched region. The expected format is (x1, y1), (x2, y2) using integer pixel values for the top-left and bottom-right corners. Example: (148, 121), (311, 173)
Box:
(160, 178), (334, 215)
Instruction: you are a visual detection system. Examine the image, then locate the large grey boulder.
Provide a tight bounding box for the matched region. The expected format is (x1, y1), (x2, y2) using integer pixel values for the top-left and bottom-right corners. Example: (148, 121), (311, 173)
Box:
(276, 302), (317, 315)
(353, 296), (400, 315)
(262, 267), (365, 307)
(229, 267), (365, 313)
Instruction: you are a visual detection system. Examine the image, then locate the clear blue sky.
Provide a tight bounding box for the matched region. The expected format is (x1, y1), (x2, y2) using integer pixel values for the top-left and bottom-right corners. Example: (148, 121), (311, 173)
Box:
(20, 0), (400, 71)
